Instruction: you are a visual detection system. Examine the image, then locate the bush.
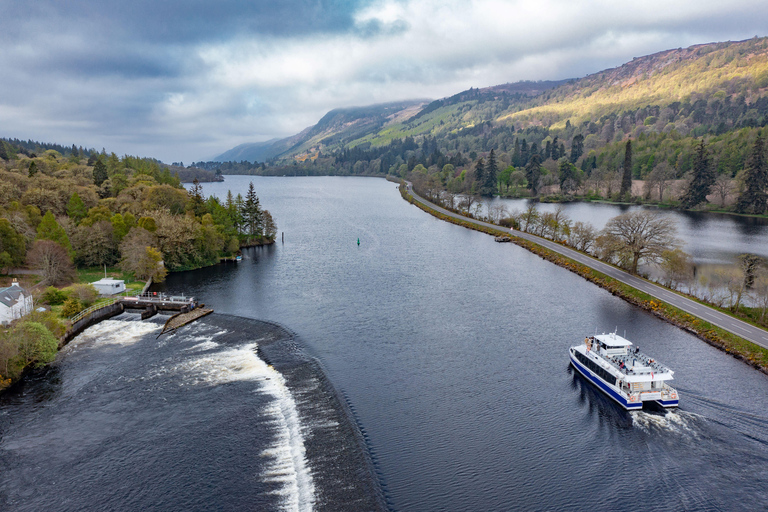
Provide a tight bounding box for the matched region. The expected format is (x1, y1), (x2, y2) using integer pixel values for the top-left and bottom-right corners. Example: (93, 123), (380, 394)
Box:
(66, 283), (98, 306)
(42, 286), (68, 305)
(60, 298), (83, 318)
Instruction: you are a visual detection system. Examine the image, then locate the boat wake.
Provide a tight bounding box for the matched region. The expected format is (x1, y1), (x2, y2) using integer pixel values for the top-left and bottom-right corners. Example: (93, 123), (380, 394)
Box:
(630, 409), (703, 436)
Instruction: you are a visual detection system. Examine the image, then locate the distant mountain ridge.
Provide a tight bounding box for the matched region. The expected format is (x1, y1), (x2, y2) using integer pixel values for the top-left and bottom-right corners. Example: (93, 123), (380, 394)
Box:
(214, 37), (768, 168)
(213, 82), (568, 163)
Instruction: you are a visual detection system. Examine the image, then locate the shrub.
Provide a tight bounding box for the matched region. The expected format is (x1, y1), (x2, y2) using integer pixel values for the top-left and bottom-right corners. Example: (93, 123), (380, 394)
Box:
(60, 298), (83, 318)
(66, 283), (98, 306)
(42, 286), (68, 305)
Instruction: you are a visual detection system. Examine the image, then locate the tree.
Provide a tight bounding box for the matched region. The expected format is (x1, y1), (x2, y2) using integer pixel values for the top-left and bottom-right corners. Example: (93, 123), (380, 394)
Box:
(521, 203), (540, 233)
(567, 221), (597, 253)
(660, 248), (694, 291)
(525, 154), (542, 195)
(36, 211), (73, 256)
(558, 159), (581, 196)
(13, 322), (58, 369)
(712, 173), (733, 207)
(0, 218), (26, 271)
(262, 210), (277, 239)
(735, 134), (767, 214)
(0, 141), (8, 161)
(119, 227), (167, 282)
(482, 150), (498, 196)
(66, 192), (88, 224)
(92, 159), (108, 186)
(27, 239), (75, 286)
(188, 178), (207, 216)
(680, 140), (715, 209)
(600, 210), (680, 274)
(28, 160), (38, 177)
(620, 139), (632, 200)
(474, 158), (485, 194)
(645, 162), (675, 202)
(71, 220), (118, 267)
(570, 134), (584, 163)
(241, 182), (263, 237)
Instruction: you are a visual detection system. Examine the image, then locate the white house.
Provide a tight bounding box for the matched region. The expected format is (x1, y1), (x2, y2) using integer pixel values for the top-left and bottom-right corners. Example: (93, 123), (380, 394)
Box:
(0, 280), (33, 326)
(92, 278), (126, 296)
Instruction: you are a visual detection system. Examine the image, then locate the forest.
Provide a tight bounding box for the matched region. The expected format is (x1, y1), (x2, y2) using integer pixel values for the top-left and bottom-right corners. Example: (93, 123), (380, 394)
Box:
(0, 138), (276, 389)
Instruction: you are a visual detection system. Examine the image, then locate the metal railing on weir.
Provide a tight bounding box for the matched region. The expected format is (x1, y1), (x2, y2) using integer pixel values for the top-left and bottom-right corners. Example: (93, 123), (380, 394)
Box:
(67, 291), (195, 323)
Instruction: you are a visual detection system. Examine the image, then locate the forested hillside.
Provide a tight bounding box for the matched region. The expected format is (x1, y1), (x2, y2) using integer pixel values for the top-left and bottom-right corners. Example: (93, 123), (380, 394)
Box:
(213, 37), (768, 215)
(0, 138), (276, 279)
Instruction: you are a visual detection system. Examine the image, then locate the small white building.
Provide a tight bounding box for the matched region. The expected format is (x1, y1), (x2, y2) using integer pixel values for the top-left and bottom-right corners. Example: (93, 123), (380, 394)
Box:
(0, 280), (33, 326)
(92, 278), (126, 296)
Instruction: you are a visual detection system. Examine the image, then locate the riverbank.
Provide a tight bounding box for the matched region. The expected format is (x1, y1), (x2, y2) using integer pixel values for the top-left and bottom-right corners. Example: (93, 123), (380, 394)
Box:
(397, 180), (768, 375)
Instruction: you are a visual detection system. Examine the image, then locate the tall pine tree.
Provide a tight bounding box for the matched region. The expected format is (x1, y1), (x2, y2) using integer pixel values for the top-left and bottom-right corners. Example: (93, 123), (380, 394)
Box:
(620, 139), (632, 200)
(241, 182), (263, 237)
(525, 154), (542, 196)
(474, 158), (485, 194)
(680, 140), (715, 209)
(483, 149), (498, 196)
(736, 134), (767, 214)
(92, 159), (108, 186)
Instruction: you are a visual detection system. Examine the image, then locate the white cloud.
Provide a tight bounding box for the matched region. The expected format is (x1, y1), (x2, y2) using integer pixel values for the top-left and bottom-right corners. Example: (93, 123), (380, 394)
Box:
(1, 0), (767, 162)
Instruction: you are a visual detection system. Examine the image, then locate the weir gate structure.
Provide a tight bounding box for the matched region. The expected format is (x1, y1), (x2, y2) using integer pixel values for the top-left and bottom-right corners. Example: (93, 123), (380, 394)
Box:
(62, 292), (204, 345)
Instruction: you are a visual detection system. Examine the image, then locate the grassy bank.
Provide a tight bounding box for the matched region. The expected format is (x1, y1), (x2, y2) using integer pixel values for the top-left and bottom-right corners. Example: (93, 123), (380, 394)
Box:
(398, 182), (768, 374)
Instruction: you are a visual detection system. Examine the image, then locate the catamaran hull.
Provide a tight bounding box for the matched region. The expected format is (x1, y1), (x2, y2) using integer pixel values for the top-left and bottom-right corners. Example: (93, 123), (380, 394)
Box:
(570, 351), (642, 410)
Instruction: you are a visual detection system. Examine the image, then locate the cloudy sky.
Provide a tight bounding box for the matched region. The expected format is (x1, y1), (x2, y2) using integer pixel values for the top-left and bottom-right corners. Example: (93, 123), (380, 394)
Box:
(1, 0), (767, 162)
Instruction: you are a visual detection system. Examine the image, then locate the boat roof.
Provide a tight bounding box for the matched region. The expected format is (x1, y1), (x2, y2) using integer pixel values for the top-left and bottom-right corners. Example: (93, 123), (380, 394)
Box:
(594, 333), (633, 347)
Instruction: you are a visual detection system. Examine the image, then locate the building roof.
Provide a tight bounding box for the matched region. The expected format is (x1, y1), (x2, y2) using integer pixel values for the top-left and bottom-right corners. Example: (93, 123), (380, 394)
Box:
(0, 286), (27, 308)
(92, 278), (125, 285)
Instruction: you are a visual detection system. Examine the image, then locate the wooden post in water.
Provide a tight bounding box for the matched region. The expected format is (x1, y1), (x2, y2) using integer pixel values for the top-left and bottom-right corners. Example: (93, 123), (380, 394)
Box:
(282, 232), (284, 243)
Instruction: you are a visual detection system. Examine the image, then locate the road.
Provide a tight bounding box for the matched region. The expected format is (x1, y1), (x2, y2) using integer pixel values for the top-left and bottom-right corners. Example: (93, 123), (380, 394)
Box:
(404, 183), (768, 350)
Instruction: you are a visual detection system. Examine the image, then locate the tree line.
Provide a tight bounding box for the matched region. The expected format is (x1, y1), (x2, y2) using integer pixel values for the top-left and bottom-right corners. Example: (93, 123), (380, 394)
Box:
(0, 141), (277, 390)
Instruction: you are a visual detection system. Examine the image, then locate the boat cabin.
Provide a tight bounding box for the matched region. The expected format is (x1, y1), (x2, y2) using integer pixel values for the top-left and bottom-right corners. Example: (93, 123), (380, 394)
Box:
(586, 332), (634, 357)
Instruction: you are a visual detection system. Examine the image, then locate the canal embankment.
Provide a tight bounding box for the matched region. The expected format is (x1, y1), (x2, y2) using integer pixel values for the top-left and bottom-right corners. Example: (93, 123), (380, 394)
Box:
(396, 179), (768, 374)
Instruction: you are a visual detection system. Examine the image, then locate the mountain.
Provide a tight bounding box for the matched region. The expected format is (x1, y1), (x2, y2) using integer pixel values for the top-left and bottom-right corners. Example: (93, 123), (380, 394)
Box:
(214, 82), (568, 163)
(213, 37), (768, 188)
(214, 139), (283, 163)
(213, 100), (430, 163)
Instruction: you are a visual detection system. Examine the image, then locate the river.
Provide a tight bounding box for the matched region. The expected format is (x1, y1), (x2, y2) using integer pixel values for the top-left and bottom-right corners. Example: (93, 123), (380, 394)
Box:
(3, 176), (768, 511)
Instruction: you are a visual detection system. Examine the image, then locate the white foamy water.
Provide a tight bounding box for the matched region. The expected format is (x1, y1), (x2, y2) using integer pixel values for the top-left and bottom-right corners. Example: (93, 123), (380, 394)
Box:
(631, 409), (701, 436)
(65, 318), (161, 350)
(164, 340), (316, 512)
(184, 340), (221, 351)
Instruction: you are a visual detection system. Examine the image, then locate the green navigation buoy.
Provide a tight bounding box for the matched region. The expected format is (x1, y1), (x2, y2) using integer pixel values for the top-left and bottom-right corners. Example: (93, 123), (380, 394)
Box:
(357, 237), (360, 246)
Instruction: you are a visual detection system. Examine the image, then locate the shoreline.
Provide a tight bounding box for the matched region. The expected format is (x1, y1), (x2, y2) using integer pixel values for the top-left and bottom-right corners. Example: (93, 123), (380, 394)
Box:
(396, 179), (768, 375)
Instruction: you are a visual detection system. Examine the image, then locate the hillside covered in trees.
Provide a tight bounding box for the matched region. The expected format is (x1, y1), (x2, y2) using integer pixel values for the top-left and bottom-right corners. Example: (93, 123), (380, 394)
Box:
(213, 37), (768, 215)
(0, 138), (277, 388)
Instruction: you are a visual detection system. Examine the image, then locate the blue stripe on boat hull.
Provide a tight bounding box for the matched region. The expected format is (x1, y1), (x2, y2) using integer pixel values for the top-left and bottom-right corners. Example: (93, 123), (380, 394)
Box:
(570, 351), (641, 410)
(656, 399), (679, 408)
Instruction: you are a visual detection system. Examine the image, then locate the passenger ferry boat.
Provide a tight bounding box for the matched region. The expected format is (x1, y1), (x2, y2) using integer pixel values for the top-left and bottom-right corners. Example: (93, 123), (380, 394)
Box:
(569, 332), (679, 410)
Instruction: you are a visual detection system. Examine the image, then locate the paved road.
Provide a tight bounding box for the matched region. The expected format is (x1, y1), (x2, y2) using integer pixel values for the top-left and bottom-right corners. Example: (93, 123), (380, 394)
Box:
(404, 183), (768, 350)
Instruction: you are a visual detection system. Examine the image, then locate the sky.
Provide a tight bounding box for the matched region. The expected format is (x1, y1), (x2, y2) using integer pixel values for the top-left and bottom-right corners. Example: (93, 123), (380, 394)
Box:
(1, 0), (767, 163)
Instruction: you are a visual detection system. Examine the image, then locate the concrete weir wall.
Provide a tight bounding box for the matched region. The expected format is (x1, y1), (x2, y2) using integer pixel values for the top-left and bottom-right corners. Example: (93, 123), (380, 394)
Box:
(61, 302), (125, 346)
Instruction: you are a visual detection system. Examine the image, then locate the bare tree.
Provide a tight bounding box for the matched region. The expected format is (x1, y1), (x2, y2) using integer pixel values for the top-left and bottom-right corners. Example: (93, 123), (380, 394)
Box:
(27, 240), (75, 286)
(487, 203), (509, 224)
(660, 248), (694, 291)
(751, 270), (768, 322)
(600, 210), (680, 274)
(567, 221), (597, 253)
(645, 162), (675, 202)
(521, 203), (540, 233)
(712, 173), (733, 207)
